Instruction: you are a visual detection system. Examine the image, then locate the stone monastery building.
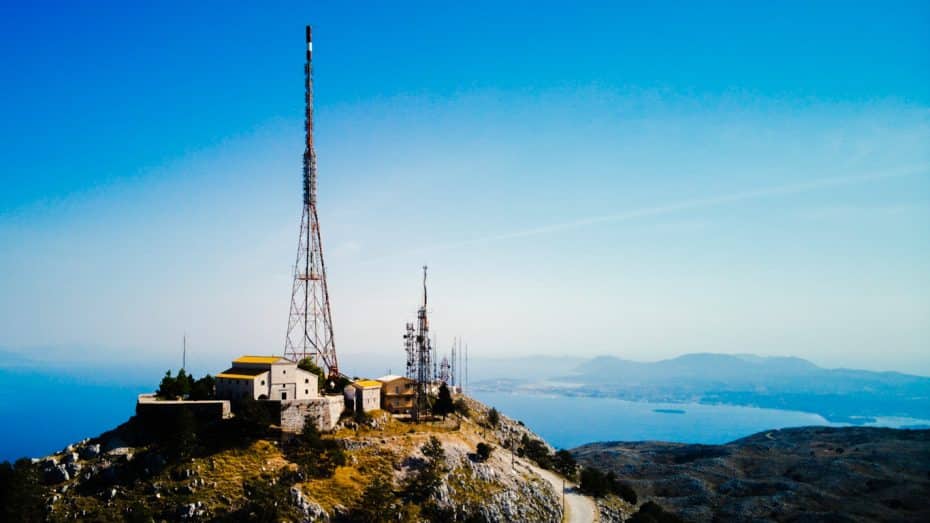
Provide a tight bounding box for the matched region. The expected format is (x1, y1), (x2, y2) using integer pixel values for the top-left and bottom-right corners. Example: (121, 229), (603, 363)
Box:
(215, 356), (318, 401)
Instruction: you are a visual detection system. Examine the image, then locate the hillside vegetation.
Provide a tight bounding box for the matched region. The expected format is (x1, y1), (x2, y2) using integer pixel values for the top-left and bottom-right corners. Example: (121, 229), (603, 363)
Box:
(10, 397), (568, 522)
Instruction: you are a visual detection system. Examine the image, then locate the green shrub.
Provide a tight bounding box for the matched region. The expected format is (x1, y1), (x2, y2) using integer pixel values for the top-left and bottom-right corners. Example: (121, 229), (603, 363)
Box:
(453, 398), (470, 417)
(476, 442), (494, 461)
(487, 407), (500, 427)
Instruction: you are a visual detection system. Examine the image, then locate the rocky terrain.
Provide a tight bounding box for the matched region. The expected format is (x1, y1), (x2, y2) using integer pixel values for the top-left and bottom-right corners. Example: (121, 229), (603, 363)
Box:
(11, 397), (569, 522)
(572, 426), (930, 522)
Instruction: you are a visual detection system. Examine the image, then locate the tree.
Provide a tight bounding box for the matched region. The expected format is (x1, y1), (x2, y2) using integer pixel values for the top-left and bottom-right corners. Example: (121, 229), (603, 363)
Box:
(520, 437), (553, 469)
(579, 466), (609, 497)
(156, 370), (179, 399)
(554, 449), (577, 479)
(298, 358), (327, 391)
(290, 421), (345, 478)
(476, 442), (494, 462)
(606, 470), (638, 504)
(234, 397), (272, 436)
(189, 374), (215, 400)
(487, 407), (500, 427)
(404, 436), (446, 502)
(156, 369), (208, 400)
(433, 383), (454, 419)
(348, 475), (398, 522)
(0, 458), (44, 522)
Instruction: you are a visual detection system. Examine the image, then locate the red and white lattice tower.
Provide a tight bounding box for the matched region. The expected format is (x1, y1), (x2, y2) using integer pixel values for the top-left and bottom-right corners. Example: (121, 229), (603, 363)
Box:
(284, 26), (339, 378)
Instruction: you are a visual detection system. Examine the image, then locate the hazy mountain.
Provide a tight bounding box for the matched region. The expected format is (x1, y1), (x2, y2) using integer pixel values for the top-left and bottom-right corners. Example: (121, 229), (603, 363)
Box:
(473, 353), (930, 424)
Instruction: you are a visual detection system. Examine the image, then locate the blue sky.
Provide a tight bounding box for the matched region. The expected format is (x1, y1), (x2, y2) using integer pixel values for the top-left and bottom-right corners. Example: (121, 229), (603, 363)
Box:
(1, 1), (928, 377)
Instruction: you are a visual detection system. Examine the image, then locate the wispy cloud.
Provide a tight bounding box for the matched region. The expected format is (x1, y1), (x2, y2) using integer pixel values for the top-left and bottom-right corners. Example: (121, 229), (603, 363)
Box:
(358, 164), (929, 265)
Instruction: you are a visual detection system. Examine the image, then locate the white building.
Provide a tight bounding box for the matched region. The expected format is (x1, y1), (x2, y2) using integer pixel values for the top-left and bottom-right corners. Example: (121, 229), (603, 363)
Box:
(343, 380), (382, 413)
(216, 356), (319, 401)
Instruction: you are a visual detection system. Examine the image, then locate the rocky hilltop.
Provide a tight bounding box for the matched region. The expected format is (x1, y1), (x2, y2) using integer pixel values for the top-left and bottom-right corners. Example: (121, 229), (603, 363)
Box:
(572, 426), (930, 522)
(19, 397), (568, 522)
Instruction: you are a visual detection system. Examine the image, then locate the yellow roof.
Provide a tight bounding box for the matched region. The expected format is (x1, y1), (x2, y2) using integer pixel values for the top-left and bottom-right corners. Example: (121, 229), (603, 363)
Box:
(354, 380), (382, 388)
(233, 355), (282, 365)
(217, 373), (259, 380)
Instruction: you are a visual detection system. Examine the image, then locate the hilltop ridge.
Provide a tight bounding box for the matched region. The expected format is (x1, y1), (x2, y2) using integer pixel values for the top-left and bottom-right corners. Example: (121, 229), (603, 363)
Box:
(18, 396), (584, 522)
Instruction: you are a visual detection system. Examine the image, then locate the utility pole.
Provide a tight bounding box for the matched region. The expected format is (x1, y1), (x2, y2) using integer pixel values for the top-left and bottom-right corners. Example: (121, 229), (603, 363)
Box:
(284, 25), (339, 380)
(182, 334), (186, 371)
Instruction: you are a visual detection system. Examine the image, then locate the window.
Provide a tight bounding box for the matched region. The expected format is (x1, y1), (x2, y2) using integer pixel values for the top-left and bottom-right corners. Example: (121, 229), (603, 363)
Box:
(261, 380), (265, 385)
(283, 370), (286, 374)
(305, 389), (309, 395)
(305, 378), (309, 384)
(281, 392), (287, 400)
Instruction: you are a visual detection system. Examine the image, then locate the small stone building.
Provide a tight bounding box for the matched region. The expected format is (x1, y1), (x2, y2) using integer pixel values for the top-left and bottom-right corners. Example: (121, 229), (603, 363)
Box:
(344, 380), (382, 413)
(377, 375), (416, 415)
(216, 355), (319, 401)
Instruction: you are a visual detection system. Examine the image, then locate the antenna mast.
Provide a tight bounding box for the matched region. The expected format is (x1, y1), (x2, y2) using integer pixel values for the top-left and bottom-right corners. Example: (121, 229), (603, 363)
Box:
(413, 266), (433, 421)
(284, 26), (340, 378)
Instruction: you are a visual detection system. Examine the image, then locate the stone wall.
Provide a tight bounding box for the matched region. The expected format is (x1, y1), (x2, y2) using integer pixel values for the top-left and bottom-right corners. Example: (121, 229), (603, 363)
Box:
(135, 394), (231, 425)
(279, 395), (345, 433)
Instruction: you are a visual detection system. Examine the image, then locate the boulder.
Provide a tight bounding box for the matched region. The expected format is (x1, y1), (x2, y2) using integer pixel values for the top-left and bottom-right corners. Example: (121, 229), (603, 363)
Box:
(80, 444), (101, 460)
(43, 464), (69, 484)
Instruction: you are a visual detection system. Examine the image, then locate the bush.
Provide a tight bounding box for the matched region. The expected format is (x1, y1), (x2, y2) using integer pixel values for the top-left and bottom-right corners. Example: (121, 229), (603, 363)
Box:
(628, 501), (683, 523)
(453, 398), (470, 417)
(290, 422), (345, 478)
(578, 466), (638, 503)
(554, 449), (577, 479)
(240, 473), (301, 522)
(487, 407), (500, 427)
(476, 442), (494, 462)
(520, 435), (554, 469)
(579, 466), (609, 497)
(233, 397), (273, 437)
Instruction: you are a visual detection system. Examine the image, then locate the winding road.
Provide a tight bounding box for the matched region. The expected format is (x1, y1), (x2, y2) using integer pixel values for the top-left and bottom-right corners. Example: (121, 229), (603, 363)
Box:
(516, 458), (599, 523)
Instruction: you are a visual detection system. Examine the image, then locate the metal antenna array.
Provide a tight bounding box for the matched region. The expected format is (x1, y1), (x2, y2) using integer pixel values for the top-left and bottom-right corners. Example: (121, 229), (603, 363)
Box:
(439, 355), (451, 384)
(451, 337), (457, 389)
(413, 266), (433, 421)
(403, 322), (417, 379)
(284, 26), (339, 378)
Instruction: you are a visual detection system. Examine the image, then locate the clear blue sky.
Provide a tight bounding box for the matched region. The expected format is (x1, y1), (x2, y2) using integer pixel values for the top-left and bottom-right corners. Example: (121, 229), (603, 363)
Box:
(1, 1), (928, 376)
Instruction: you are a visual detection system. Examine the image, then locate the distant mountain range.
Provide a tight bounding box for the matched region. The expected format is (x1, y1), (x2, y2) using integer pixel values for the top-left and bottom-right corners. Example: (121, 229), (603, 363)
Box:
(472, 353), (930, 425)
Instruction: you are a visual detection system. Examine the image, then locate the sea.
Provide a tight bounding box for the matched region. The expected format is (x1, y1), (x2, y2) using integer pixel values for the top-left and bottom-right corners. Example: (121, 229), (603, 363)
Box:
(470, 391), (926, 450)
(0, 368), (924, 462)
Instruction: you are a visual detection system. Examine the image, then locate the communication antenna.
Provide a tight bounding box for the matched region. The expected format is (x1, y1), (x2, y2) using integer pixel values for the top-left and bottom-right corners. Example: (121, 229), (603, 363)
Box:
(283, 25), (340, 379)
(182, 334), (186, 371)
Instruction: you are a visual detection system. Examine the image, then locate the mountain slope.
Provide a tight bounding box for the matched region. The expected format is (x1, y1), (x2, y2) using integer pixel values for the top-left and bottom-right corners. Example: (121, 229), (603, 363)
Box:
(572, 426), (930, 522)
(29, 398), (572, 522)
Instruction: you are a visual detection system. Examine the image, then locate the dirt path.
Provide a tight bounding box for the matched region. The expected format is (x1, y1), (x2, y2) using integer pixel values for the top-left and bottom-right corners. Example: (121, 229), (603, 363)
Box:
(516, 458), (599, 523)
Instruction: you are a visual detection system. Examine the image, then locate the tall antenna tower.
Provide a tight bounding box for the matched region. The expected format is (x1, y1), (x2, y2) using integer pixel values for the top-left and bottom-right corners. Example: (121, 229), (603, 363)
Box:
(284, 26), (339, 378)
(414, 266), (433, 420)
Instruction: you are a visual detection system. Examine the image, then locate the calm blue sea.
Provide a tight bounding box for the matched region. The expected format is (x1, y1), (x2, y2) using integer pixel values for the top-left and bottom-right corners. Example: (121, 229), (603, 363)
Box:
(0, 368), (149, 462)
(1, 369), (920, 462)
(471, 391), (838, 449)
